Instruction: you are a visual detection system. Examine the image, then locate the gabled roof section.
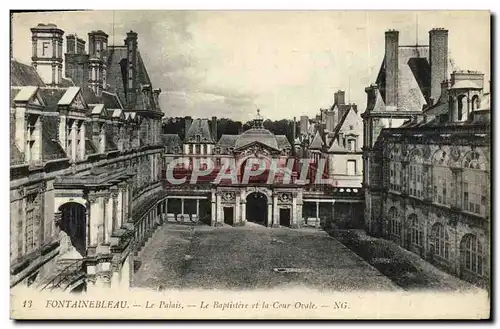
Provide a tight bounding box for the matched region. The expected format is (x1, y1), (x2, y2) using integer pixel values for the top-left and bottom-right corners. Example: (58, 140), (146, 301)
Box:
(216, 134), (238, 153)
(275, 135), (291, 150)
(13, 86), (38, 103)
(38, 89), (67, 112)
(327, 138), (344, 153)
(185, 119), (214, 143)
(112, 108), (126, 120)
(57, 86), (81, 106)
(162, 134), (182, 153)
(42, 116), (69, 161)
(11, 60), (45, 87)
(309, 130), (324, 150)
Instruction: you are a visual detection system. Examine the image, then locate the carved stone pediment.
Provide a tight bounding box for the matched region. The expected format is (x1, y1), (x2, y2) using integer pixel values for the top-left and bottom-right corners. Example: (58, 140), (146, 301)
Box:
(278, 192), (292, 203)
(221, 191), (236, 202)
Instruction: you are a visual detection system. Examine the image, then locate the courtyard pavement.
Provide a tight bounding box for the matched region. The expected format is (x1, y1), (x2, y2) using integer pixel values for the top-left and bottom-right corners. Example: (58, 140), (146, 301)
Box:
(132, 222), (400, 291)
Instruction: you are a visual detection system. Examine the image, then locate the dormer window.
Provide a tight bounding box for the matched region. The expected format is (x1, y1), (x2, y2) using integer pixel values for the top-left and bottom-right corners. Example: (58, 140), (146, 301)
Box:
(25, 114), (41, 163)
(228, 147), (234, 153)
(195, 134), (201, 143)
(349, 125), (354, 130)
(214, 146), (221, 154)
(347, 138), (357, 152)
(173, 146), (180, 154)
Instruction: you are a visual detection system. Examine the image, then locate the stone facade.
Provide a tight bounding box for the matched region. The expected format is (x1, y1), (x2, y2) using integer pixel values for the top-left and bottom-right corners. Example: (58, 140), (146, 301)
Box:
(362, 26), (491, 287)
(10, 24), (164, 292)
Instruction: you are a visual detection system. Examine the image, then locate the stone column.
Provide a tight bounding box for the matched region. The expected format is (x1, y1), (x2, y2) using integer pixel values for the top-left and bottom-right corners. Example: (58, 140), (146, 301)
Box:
(291, 194), (298, 228)
(315, 201), (320, 228)
(196, 199), (200, 223)
(88, 195), (101, 247)
(331, 200), (336, 229)
(180, 198), (185, 223)
(71, 120), (77, 161)
(79, 121), (86, 160)
(111, 190), (119, 235)
(164, 199), (168, 223)
(216, 194), (223, 227)
(106, 194), (113, 243)
(297, 202), (303, 228)
(272, 194), (279, 228)
(267, 202), (273, 227)
(116, 188), (123, 229)
(241, 201), (246, 225)
(234, 195), (240, 225)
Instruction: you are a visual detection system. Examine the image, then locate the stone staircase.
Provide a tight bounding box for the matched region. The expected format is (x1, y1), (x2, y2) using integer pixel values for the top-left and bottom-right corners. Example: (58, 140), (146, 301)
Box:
(38, 258), (86, 292)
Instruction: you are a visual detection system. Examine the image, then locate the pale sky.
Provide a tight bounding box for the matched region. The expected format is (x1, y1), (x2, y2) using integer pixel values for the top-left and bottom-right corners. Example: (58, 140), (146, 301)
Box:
(12, 11), (490, 121)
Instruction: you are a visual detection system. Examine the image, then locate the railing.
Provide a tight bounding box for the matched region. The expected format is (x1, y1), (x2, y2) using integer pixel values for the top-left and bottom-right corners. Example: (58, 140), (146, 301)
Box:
(40, 259), (85, 292)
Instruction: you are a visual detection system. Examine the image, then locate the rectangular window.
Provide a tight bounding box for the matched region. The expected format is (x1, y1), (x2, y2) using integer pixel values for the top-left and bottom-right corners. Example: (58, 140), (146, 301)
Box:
(464, 192), (469, 209)
(347, 160), (356, 176)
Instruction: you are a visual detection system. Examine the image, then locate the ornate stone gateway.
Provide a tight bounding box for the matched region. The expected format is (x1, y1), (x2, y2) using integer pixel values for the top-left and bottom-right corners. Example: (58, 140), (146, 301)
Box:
(246, 192), (268, 226)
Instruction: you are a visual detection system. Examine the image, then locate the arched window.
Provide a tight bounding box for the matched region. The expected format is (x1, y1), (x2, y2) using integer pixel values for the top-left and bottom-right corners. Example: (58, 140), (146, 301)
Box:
(462, 151), (487, 215)
(409, 214), (423, 247)
(432, 223), (449, 259)
(432, 150), (452, 206)
(461, 234), (483, 275)
(408, 149), (423, 198)
(388, 207), (401, 239)
(471, 95), (480, 111)
(457, 95), (468, 121)
(389, 147), (402, 192)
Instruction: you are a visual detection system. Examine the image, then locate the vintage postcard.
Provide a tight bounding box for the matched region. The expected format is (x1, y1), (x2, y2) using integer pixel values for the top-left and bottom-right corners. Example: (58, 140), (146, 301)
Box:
(9, 10), (491, 320)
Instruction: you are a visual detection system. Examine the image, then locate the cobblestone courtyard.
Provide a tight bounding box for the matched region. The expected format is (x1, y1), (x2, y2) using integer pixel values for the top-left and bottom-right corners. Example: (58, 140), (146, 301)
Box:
(132, 223), (403, 291)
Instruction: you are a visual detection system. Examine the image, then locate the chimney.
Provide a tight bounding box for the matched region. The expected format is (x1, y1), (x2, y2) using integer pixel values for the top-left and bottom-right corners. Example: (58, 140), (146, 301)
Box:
(326, 111), (335, 132)
(429, 28), (449, 103)
(88, 30), (108, 58)
(184, 117), (192, 139)
(125, 31), (138, 108)
(65, 35), (89, 91)
(211, 116), (217, 141)
(76, 37), (86, 54)
(334, 90), (345, 105)
(300, 115), (309, 135)
(385, 30), (399, 108)
(66, 35), (76, 54)
(31, 23), (64, 86)
(439, 79), (450, 104)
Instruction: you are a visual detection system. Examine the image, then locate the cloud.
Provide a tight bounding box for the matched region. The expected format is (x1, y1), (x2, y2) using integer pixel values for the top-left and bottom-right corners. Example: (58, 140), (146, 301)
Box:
(12, 11), (491, 121)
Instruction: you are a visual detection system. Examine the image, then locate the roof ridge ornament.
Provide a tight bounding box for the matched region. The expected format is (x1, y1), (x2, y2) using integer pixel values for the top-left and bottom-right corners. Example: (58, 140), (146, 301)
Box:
(253, 109), (264, 128)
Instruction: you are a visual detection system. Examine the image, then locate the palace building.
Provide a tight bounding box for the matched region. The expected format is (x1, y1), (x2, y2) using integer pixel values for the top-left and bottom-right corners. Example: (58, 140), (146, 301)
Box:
(362, 27), (491, 287)
(10, 23), (164, 292)
(162, 106), (365, 231)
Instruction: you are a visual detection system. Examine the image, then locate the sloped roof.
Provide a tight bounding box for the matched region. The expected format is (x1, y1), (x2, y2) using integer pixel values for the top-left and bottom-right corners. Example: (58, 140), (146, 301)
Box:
(38, 88), (67, 112)
(13, 86), (38, 102)
(57, 86), (80, 106)
(10, 88), (21, 107)
(102, 91), (122, 109)
(42, 116), (68, 161)
(375, 45), (430, 111)
(11, 60), (45, 87)
(217, 134), (239, 153)
(327, 138), (344, 153)
(162, 134), (182, 153)
(185, 119), (214, 143)
(105, 47), (157, 111)
(235, 128), (279, 150)
(275, 135), (291, 150)
(309, 130), (324, 150)
(91, 104), (105, 115)
(84, 122), (99, 155)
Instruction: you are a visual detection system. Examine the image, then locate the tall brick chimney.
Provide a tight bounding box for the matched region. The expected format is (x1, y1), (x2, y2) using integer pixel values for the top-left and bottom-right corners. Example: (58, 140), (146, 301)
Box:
(211, 116), (217, 142)
(384, 30), (399, 109)
(65, 35), (89, 91)
(125, 31), (138, 108)
(334, 90), (345, 105)
(429, 28), (449, 103)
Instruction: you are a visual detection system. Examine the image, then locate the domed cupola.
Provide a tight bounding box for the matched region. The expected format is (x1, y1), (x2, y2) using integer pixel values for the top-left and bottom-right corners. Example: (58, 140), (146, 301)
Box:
(234, 109), (279, 150)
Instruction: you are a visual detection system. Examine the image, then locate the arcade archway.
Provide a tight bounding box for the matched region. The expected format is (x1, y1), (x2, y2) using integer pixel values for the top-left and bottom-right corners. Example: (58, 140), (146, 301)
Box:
(246, 192), (268, 226)
(58, 202), (87, 257)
